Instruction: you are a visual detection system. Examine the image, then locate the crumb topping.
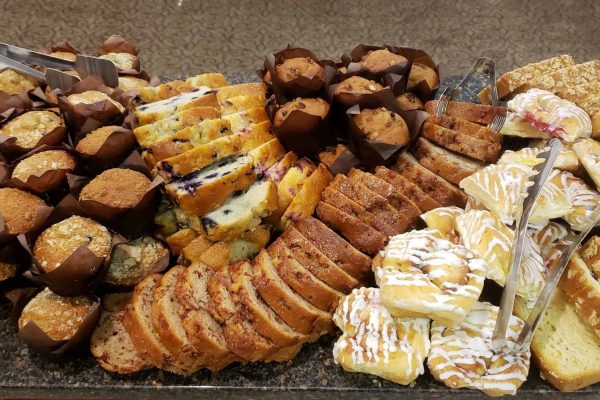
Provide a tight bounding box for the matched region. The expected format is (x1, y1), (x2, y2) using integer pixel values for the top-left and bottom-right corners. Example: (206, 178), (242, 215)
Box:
(0, 111), (64, 148)
(12, 150), (76, 182)
(79, 168), (151, 208)
(0, 188), (46, 234)
(76, 126), (121, 155)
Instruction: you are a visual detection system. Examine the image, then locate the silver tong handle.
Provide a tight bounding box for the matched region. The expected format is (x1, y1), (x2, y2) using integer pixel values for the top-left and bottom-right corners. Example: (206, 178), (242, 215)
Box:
(0, 54), (45, 81)
(492, 138), (563, 351)
(0, 42), (75, 71)
(516, 212), (600, 351)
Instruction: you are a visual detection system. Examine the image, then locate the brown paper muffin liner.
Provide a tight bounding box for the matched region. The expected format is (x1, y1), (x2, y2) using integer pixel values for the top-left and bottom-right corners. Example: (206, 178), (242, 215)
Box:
(0, 240), (30, 283)
(262, 46), (337, 103)
(0, 120), (67, 160)
(387, 45), (443, 100)
(49, 41), (80, 55)
(74, 126), (136, 173)
(97, 35), (144, 76)
(321, 145), (362, 175)
(0, 203), (53, 245)
(18, 294), (101, 356)
(345, 99), (429, 167)
(0, 151), (9, 186)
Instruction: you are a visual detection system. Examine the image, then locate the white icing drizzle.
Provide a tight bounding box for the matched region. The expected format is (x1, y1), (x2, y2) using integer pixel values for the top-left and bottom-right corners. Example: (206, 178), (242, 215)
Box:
(529, 222), (569, 268)
(420, 207), (465, 241)
(428, 301), (531, 396)
(555, 170), (600, 231)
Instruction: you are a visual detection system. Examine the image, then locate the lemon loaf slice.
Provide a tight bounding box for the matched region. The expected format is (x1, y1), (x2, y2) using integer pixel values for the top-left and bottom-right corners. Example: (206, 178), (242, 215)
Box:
(166, 154), (256, 215)
(224, 108), (269, 132)
(214, 83), (267, 102)
(373, 166), (441, 212)
(200, 179), (278, 241)
(185, 73), (228, 89)
(135, 89), (218, 125)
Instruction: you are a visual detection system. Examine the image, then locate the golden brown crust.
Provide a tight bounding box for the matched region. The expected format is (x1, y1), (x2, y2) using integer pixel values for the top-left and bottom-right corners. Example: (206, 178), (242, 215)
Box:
(68, 91), (125, 112)
(395, 92), (424, 111)
(374, 166), (441, 212)
(0, 188), (47, 234)
(80, 168), (151, 209)
(0, 110), (64, 150)
(334, 76), (383, 96)
(353, 107), (409, 146)
(427, 115), (502, 144)
(276, 57), (325, 82)
(12, 150), (76, 185)
(0, 69), (37, 94)
(274, 97), (330, 127)
(359, 49), (407, 74)
(407, 63), (439, 90)
(425, 100), (498, 125)
(76, 126), (122, 155)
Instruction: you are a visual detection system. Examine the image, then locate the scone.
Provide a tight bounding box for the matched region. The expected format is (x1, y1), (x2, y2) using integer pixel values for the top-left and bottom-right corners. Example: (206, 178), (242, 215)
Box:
(407, 63), (439, 90)
(334, 76), (384, 96)
(352, 107), (410, 146)
(11, 150), (76, 191)
(33, 216), (112, 273)
(67, 90), (126, 113)
(106, 236), (169, 286)
(359, 49), (407, 73)
(273, 97), (330, 127)
(395, 92), (424, 110)
(0, 69), (37, 94)
(276, 57), (325, 82)
(0, 188), (47, 235)
(0, 111), (65, 151)
(79, 168), (152, 210)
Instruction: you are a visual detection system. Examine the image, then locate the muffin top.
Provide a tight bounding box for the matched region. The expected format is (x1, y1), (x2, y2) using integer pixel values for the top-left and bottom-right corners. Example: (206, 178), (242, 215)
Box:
(19, 288), (95, 341)
(275, 57), (325, 82)
(334, 76), (384, 96)
(353, 107), (410, 145)
(359, 49), (408, 74)
(0, 69), (37, 95)
(67, 91), (125, 113)
(79, 168), (152, 209)
(0, 188), (47, 234)
(33, 215), (112, 272)
(118, 76), (149, 92)
(12, 150), (76, 182)
(99, 52), (138, 70)
(407, 63), (439, 90)
(106, 236), (169, 286)
(76, 126), (122, 156)
(50, 51), (77, 62)
(396, 92), (424, 111)
(0, 111), (64, 149)
(274, 98), (330, 127)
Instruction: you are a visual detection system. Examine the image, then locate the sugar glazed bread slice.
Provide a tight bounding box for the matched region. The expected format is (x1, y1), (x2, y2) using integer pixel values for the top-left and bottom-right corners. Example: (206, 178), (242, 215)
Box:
(426, 115), (503, 144)
(373, 166), (441, 212)
(424, 100), (498, 125)
(90, 292), (153, 374)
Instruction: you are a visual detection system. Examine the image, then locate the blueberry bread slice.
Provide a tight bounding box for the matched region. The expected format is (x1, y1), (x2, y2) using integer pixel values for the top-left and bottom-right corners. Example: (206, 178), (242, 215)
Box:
(220, 94), (265, 116)
(248, 138), (286, 175)
(214, 83), (267, 103)
(135, 89), (219, 126)
(264, 151), (299, 183)
(266, 159), (316, 224)
(140, 73), (227, 103)
(223, 108), (269, 132)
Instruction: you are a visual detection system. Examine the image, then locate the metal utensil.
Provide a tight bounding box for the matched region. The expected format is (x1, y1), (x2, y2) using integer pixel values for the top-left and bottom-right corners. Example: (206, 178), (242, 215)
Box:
(0, 53), (80, 92)
(491, 138), (563, 351)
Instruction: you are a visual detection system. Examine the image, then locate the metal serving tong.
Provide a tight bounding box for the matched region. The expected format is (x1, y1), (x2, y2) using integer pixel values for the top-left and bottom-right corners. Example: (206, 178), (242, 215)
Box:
(0, 42), (118, 91)
(435, 57), (506, 133)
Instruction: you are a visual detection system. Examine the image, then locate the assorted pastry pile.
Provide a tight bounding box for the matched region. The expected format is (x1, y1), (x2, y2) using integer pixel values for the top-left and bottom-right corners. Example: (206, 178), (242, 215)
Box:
(3, 36), (600, 396)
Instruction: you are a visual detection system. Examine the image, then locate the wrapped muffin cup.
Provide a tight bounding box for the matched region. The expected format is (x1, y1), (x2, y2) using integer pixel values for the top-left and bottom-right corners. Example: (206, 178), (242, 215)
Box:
(388, 45), (442, 100)
(74, 126), (136, 173)
(97, 35), (142, 76)
(0, 110), (66, 159)
(0, 151), (9, 186)
(49, 41), (80, 55)
(328, 81), (398, 112)
(320, 144), (362, 175)
(345, 99), (429, 167)
(0, 90), (33, 124)
(0, 203), (53, 245)
(4, 286), (41, 326)
(262, 46), (337, 103)
(0, 240), (30, 285)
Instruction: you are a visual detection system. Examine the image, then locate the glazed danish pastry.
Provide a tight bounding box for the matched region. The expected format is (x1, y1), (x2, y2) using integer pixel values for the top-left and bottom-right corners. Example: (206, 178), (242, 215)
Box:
(551, 170), (600, 231)
(420, 206), (465, 242)
(530, 222), (569, 268)
(428, 301), (530, 397)
(332, 287), (430, 385)
(372, 229), (485, 326)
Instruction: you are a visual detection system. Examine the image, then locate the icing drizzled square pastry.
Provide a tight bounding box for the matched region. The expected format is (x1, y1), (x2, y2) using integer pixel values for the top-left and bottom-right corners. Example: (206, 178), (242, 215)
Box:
(332, 287), (430, 385)
(420, 206), (465, 242)
(372, 229), (485, 326)
(428, 301), (530, 397)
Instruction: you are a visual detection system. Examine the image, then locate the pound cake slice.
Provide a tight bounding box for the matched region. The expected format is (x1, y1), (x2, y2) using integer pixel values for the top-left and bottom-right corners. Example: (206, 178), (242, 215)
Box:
(266, 159), (316, 224)
(248, 138), (286, 174)
(224, 108), (269, 132)
(221, 94), (265, 116)
(135, 89), (219, 126)
(293, 217), (372, 282)
(90, 292), (153, 374)
(214, 83), (267, 102)
(268, 239), (343, 313)
(393, 153), (467, 207)
(427, 114), (502, 144)
(373, 166), (441, 212)
(424, 100), (499, 125)
(412, 137), (485, 185)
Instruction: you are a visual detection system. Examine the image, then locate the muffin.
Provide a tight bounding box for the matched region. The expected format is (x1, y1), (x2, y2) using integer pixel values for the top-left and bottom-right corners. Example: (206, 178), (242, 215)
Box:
(79, 168), (152, 209)
(106, 236), (169, 286)
(0, 69), (37, 95)
(0, 262), (17, 281)
(0, 111), (65, 151)
(275, 57), (325, 82)
(407, 63), (439, 91)
(50, 51), (77, 62)
(76, 126), (128, 156)
(67, 91), (125, 113)
(117, 76), (149, 92)
(0, 188), (47, 235)
(359, 49), (408, 74)
(12, 150), (76, 190)
(396, 92), (425, 111)
(98, 52), (139, 70)
(334, 76), (384, 96)
(19, 287), (96, 341)
(352, 107), (410, 145)
(274, 98), (330, 127)
(33, 216), (112, 273)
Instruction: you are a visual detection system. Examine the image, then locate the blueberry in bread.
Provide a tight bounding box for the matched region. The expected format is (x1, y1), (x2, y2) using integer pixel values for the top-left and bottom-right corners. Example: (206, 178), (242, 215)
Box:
(135, 89), (218, 126)
(248, 138), (286, 175)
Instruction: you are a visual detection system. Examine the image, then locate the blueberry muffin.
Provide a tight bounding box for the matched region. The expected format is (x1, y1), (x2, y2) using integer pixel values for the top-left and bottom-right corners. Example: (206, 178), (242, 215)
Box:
(0, 188), (47, 234)
(275, 57), (325, 82)
(12, 150), (76, 189)
(359, 49), (408, 74)
(0, 111), (65, 151)
(274, 98), (330, 127)
(79, 168), (152, 209)
(75, 126), (125, 156)
(106, 236), (169, 286)
(98, 52), (139, 70)
(334, 76), (384, 96)
(33, 216), (112, 273)
(67, 91), (125, 113)
(0, 69), (37, 95)
(353, 107), (410, 145)
(118, 76), (149, 92)
(396, 92), (425, 111)
(407, 63), (439, 90)
(19, 287), (96, 341)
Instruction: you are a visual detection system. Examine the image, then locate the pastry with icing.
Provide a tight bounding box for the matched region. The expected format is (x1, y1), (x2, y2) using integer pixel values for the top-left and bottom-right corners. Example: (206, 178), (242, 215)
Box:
(529, 222), (569, 268)
(552, 170), (600, 231)
(500, 143), (579, 173)
(332, 287), (430, 385)
(420, 206), (465, 242)
(372, 229), (485, 326)
(428, 301), (531, 397)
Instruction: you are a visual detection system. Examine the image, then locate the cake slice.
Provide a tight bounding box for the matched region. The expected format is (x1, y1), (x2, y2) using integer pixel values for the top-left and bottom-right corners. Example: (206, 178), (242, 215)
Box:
(421, 121), (502, 162)
(478, 55), (575, 103)
(424, 100), (499, 125)
(293, 217), (372, 282)
(280, 227), (359, 293)
(279, 164), (334, 230)
(268, 239), (343, 313)
(373, 166), (441, 212)
(133, 106), (220, 148)
(316, 201), (387, 255)
(426, 115), (502, 144)
(165, 228), (198, 255)
(223, 108), (269, 132)
(252, 250), (333, 336)
(523, 60), (600, 94)
(412, 137), (485, 185)
(156, 121), (273, 180)
(214, 83), (267, 102)
(266, 159), (316, 224)
(393, 153), (467, 207)
(135, 89), (219, 126)
(248, 138), (286, 174)
(264, 151), (300, 183)
(200, 180), (278, 241)
(139, 73), (227, 103)
(151, 266), (204, 372)
(221, 93), (265, 116)
(347, 169), (421, 225)
(165, 154), (256, 215)
(185, 73), (228, 89)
